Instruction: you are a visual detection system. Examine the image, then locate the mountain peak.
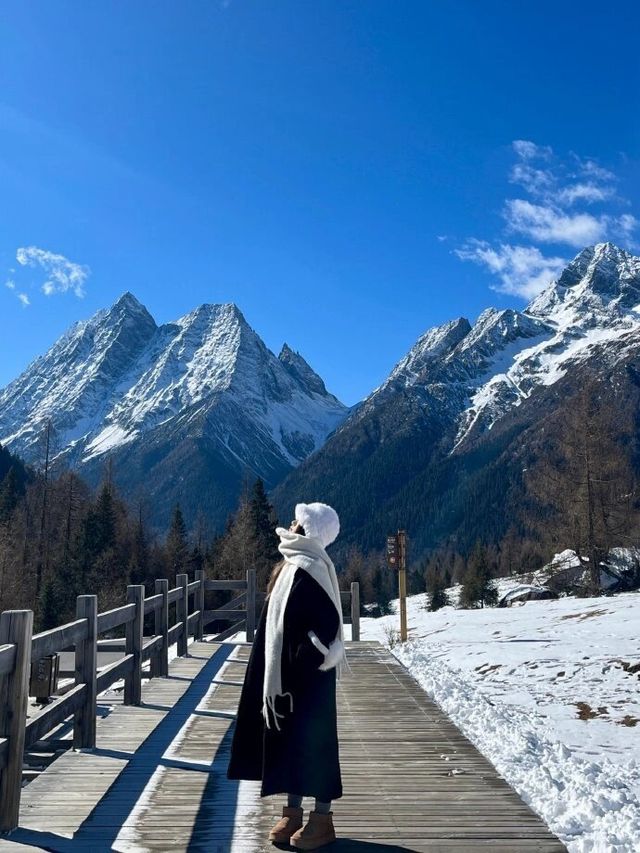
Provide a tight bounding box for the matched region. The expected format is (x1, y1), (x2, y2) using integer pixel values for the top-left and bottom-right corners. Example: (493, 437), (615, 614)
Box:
(526, 242), (640, 325)
(278, 343), (329, 396)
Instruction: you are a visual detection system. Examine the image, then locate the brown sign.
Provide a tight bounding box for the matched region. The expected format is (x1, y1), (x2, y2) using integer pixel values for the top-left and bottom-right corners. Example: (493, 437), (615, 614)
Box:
(387, 534), (398, 569)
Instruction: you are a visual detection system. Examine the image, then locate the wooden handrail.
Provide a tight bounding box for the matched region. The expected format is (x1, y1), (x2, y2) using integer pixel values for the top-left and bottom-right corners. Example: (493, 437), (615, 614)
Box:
(32, 618), (88, 662)
(167, 586), (181, 604)
(96, 654), (135, 694)
(25, 684), (86, 749)
(96, 602), (136, 634)
(0, 644), (16, 678)
(204, 579), (247, 590)
(143, 593), (163, 615)
(0, 568), (360, 833)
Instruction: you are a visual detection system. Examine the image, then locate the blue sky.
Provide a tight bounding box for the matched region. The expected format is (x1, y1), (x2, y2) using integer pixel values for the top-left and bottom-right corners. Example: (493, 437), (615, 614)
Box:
(1, 1), (639, 405)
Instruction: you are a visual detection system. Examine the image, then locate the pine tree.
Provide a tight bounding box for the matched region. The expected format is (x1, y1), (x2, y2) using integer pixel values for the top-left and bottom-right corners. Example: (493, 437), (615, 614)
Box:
(249, 479), (280, 588)
(129, 505), (151, 585)
(166, 503), (189, 581)
(0, 466), (20, 525)
(425, 561), (450, 611)
(38, 576), (60, 631)
(460, 541), (497, 608)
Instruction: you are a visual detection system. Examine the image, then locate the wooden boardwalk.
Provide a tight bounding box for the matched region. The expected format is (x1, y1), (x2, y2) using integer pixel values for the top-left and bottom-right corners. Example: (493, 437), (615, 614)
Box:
(0, 640), (565, 853)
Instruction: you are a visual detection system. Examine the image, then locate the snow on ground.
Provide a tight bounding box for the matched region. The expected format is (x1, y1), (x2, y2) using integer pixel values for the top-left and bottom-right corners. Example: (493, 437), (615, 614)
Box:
(361, 588), (640, 852)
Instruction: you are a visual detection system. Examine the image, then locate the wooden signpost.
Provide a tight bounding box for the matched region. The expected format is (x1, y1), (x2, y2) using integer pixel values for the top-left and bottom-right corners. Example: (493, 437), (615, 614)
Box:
(387, 529), (407, 642)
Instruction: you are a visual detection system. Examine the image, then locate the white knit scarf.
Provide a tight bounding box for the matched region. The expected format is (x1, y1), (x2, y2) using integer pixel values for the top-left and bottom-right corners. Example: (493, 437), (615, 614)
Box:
(262, 528), (351, 730)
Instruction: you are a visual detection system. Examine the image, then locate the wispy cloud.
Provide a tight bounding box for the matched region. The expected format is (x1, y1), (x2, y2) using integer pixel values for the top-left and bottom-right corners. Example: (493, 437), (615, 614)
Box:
(4, 278), (30, 307)
(455, 241), (566, 300)
(456, 141), (638, 298)
(16, 246), (90, 298)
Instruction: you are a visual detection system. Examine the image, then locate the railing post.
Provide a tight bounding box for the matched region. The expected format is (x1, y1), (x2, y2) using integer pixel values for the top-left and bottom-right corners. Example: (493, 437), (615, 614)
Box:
(176, 573), (188, 656)
(0, 609), (33, 833)
(124, 585), (144, 705)
(195, 569), (205, 641)
(350, 582), (360, 641)
(153, 578), (169, 678)
(246, 569), (256, 643)
(74, 595), (97, 749)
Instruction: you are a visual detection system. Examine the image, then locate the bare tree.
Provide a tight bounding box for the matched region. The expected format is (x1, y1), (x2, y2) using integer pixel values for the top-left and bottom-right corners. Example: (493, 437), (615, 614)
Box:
(526, 379), (635, 594)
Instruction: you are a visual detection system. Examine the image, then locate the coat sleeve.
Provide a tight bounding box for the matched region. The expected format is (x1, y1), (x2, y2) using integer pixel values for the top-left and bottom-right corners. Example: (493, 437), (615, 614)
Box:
(285, 569), (341, 672)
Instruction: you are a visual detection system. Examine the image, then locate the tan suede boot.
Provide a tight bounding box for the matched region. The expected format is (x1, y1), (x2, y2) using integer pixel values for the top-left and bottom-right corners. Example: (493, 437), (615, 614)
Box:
(289, 810), (336, 850)
(268, 806), (304, 844)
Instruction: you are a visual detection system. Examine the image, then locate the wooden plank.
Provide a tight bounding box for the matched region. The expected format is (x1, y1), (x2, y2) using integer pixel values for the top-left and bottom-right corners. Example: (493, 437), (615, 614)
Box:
(167, 621), (182, 646)
(351, 581), (360, 640)
(124, 585), (144, 705)
(96, 603), (136, 635)
(73, 594), (97, 749)
(143, 593), (162, 615)
(213, 619), (245, 641)
(0, 610), (32, 832)
(194, 570), (205, 641)
(245, 568), (256, 643)
(0, 737), (6, 770)
(167, 587), (181, 604)
(203, 609), (246, 622)
(31, 618), (87, 661)
(176, 574), (188, 656)
(24, 684), (86, 748)
(152, 578), (169, 678)
(95, 654), (134, 693)
(141, 635), (162, 662)
(0, 643), (16, 677)
(187, 580), (200, 594)
(204, 579), (247, 590)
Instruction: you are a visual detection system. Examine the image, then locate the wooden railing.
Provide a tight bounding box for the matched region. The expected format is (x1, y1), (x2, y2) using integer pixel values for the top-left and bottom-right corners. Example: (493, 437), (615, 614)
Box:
(0, 569), (361, 833)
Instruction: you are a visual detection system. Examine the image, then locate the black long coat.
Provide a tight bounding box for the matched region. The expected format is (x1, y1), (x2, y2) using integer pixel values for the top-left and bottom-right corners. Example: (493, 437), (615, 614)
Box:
(226, 566), (343, 801)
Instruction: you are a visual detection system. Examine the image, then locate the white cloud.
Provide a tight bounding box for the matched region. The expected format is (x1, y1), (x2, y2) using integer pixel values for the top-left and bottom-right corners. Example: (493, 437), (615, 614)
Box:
(617, 213), (639, 239)
(455, 241), (566, 299)
(504, 199), (607, 246)
(17, 292), (30, 307)
(4, 279), (15, 290)
(16, 246), (89, 298)
(556, 182), (613, 205)
(456, 141), (637, 300)
(512, 140), (552, 161)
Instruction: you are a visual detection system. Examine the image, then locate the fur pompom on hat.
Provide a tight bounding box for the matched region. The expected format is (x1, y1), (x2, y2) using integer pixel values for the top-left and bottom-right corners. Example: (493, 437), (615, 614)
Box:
(294, 502), (340, 548)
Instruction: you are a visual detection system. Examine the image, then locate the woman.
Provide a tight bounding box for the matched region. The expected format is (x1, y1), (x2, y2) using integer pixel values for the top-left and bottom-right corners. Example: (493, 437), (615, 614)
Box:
(227, 501), (349, 850)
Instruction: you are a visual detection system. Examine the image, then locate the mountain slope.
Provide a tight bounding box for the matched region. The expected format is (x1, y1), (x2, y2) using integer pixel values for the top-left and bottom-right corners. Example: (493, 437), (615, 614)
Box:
(0, 295), (347, 532)
(273, 243), (640, 557)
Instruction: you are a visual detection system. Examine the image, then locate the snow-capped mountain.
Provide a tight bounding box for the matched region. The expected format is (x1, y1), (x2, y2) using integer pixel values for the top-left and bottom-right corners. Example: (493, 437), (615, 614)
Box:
(0, 294), (347, 530)
(346, 242), (640, 450)
(274, 242), (640, 555)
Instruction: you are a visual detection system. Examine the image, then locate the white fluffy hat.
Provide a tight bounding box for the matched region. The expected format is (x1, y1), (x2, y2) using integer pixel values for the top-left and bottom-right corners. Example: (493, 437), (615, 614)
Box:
(295, 502), (340, 548)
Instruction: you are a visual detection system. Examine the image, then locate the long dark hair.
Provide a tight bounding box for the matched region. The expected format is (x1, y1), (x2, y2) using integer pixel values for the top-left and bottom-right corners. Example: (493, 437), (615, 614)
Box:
(266, 522), (305, 595)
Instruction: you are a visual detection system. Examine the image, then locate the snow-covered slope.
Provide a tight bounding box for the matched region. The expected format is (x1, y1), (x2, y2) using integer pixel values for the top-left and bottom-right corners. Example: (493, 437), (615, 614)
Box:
(362, 588), (640, 852)
(0, 294), (347, 504)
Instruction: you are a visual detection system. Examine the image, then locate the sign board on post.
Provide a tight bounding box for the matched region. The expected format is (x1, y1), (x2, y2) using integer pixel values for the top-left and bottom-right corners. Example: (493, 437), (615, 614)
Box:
(397, 530), (407, 642)
(386, 535), (398, 569)
(387, 530), (408, 642)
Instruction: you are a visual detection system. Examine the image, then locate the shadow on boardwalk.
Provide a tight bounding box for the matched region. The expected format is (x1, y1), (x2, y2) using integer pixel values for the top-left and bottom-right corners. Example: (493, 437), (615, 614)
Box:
(2, 643), (239, 852)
